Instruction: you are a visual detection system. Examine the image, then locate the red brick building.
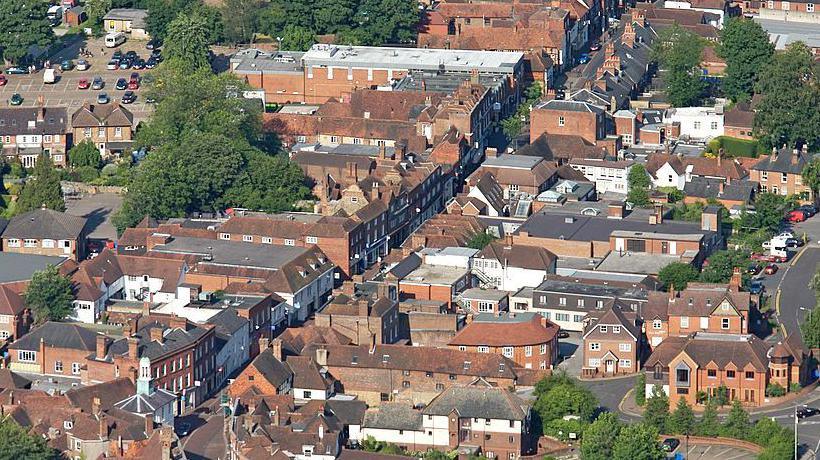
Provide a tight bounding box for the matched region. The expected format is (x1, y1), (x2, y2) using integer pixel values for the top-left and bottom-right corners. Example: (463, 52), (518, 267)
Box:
(450, 312), (559, 370)
(530, 99), (608, 144)
(582, 305), (642, 376)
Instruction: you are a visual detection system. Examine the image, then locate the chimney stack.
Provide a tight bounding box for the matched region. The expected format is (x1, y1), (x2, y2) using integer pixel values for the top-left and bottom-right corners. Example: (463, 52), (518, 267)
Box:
(99, 414), (109, 440)
(144, 413), (154, 437)
(150, 327), (164, 344)
(729, 266), (742, 291)
(259, 336), (271, 353)
(92, 396), (102, 416)
(315, 347), (328, 366)
(96, 334), (110, 359)
(271, 338), (283, 361)
(128, 337), (139, 358)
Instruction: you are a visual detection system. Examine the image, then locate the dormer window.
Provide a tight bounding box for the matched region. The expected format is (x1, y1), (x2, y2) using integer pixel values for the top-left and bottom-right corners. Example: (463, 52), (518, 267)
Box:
(706, 299), (712, 307)
(687, 298), (693, 306)
(64, 420), (73, 430)
(463, 361), (471, 370)
(382, 354), (390, 363)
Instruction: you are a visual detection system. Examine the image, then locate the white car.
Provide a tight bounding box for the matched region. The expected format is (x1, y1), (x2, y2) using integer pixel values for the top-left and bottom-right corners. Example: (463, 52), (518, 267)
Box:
(76, 60), (89, 71)
(106, 60), (118, 70)
(777, 232), (795, 239)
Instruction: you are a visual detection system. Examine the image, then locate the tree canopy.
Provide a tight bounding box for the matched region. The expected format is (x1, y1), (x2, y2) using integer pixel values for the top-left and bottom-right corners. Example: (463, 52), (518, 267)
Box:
(144, 0), (197, 42)
(653, 25), (705, 107)
(643, 385), (669, 434)
(802, 158), (820, 202)
(25, 265), (75, 324)
(163, 12), (211, 71)
(16, 154), (65, 214)
(699, 249), (748, 284)
(581, 412), (623, 460)
(0, 1), (55, 64)
(281, 25), (316, 52)
(85, 0), (113, 34)
(627, 164), (652, 207)
(611, 423), (665, 460)
(667, 398), (695, 435)
(718, 18), (773, 102)
(69, 140), (102, 169)
(0, 418), (58, 460)
(658, 262), (699, 291)
(754, 42), (820, 150)
(533, 373), (598, 429)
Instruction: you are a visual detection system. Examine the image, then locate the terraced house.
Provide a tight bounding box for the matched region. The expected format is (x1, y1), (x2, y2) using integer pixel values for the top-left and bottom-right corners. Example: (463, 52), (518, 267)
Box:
(0, 106), (69, 168)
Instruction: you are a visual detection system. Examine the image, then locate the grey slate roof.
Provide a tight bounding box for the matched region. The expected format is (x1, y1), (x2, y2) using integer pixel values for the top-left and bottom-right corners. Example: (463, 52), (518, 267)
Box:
(114, 388), (177, 415)
(534, 99), (605, 114)
(207, 308), (249, 336)
(362, 403), (423, 431)
(0, 252), (67, 283)
(3, 209), (87, 240)
(9, 322), (99, 352)
(751, 147), (812, 175)
(422, 383), (528, 420)
(105, 321), (211, 361)
(250, 348), (294, 387)
(683, 177), (755, 203)
(0, 108), (68, 136)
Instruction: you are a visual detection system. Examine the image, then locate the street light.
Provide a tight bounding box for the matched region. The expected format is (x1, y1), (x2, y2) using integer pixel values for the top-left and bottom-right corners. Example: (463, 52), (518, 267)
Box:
(794, 405), (798, 460)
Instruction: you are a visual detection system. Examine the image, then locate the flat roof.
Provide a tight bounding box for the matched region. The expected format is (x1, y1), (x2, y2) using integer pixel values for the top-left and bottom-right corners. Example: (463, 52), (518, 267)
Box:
(278, 104), (321, 115)
(596, 251), (686, 275)
(483, 154), (543, 170)
(0, 253), (67, 283)
(401, 264), (468, 286)
(754, 18), (820, 50)
(151, 236), (310, 271)
(301, 44), (523, 74)
(461, 288), (509, 302)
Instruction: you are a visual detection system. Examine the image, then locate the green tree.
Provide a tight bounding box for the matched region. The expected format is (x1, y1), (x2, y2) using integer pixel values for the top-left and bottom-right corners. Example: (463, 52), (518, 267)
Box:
(69, 140), (102, 169)
(221, 0), (262, 44)
(718, 18), (774, 102)
(163, 12), (211, 71)
(0, 0), (55, 64)
(643, 385), (669, 434)
(667, 398), (695, 435)
(501, 116), (523, 141)
(581, 412), (623, 460)
(25, 265), (75, 324)
(696, 400), (720, 437)
(0, 418), (57, 460)
(658, 262), (699, 291)
(611, 423), (665, 460)
(222, 150), (312, 212)
(699, 250), (749, 284)
(721, 400), (751, 439)
(16, 154), (65, 213)
(738, 192), (796, 233)
(653, 24), (705, 107)
(280, 24), (316, 51)
(467, 232), (496, 250)
(635, 373), (646, 406)
(533, 372), (576, 398)
(354, 0), (419, 45)
(144, 0), (196, 41)
(314, 0), (356, 34)
(802, 158), (820, 203)
(627, 164), (652, 207)
(801, 308), (820, 349)
(192, 4), (226, 45)
(257, 3), (288, 37)
(533, 375), (598, 424)
(85, 0), (113, 32)
(754, 42), (820, 150)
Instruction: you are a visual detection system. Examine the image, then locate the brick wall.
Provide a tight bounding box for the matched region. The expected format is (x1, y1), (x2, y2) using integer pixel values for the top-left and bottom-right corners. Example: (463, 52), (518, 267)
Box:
(530, 108), (601, 144)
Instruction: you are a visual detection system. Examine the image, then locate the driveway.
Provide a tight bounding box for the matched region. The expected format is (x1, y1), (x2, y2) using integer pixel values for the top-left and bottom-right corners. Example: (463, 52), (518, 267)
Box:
(65, 192), (123, 241)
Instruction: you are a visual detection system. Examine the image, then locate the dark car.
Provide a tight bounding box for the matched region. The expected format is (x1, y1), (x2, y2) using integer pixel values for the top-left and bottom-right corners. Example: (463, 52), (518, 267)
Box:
(5, 66), (28, 74)
(785, 238), (802, 248)
(590, 42), (601, 51)
(116, 78), (128, 90)
(578, 53), (590, 64)
(97, 92), (110, 104)
(145, 95), (157, 104)
(121, 90), (137, 104)
(132, 59), (145, 70)
(747, 263), (762, 275)
(557, 330), (570, 339)
(8, 93), (23, 106)
(130, 72), (140, 82)
(112, 50), (123, 61)
(145, 58), (157, 69)
(125, 50), (138, 60)
(797, 407), (819, 419)
(661, 438), (680, 452)
(118, 60), (132, 70)
(92, 76), (104, 90)
(176, 422), (191, 437)
(749, 280), (764, 295)
(146, 39), (161, 50)
(60, 59), (74, 71)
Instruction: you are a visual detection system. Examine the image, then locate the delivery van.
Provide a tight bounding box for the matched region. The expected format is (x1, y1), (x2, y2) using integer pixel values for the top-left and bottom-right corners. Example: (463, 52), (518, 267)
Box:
(105, 32), (126, 48)
(43, 68), (57, 84)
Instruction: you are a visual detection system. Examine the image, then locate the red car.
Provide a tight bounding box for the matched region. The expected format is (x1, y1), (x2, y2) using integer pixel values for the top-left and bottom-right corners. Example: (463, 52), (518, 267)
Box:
(787, 210), (807, 223)
(764, 264), (779, 275)
(0, 75), (6, 86)
(750, 252), (770, 262)
(77, 78), (90, 89)
(128, 79), (139, 90)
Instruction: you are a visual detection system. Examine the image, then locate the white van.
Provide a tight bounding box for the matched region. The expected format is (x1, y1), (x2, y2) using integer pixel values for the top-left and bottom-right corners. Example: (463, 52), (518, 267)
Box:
(43, 68), (57, 84)
(47, 5), (63, 24)
(104, 32), (126, 48)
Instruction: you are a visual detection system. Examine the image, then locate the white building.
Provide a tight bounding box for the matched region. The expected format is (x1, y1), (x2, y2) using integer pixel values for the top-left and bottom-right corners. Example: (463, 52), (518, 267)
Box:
(664, 106), (725, 141)
(663, 0), (727, 27)
(472, 242), (557, 292)
(568, 158), (635, 195)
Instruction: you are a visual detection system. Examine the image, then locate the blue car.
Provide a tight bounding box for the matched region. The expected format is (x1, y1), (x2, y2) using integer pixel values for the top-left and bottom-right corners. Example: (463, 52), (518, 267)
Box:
(578, 53), (590, 64)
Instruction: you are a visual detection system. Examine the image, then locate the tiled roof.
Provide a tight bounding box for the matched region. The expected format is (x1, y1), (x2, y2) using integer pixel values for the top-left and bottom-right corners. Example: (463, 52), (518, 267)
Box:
(0, 284), (26, 316)
(751, 148), (811, 175)
(516, 133), (607, 161)
(646, 282), (750, 319)
(65, 378), (135, 413)
(477, 242), (556, 271)
(449, 312), (558, 347)
(3, 208), (86, 240)
(70, 103), (133, 127)
(363, 403), (422, 430)
(9, 321), (99, 352)
(0, 107), (68, 135)
(422, 380), (528, 420)
(683, 177), (755, 203)
(644, 332), (770, 372)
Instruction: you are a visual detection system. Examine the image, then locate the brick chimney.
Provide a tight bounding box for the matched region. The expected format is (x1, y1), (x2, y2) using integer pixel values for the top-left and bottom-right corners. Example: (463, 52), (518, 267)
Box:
(315, 347), (328, 366)
(92, 396), (102, 416)
(96, 334), (110, 359)
(792, 149), (800, 165)
(607, 201), (625, 219)
(346, 162), (359, 182)
(146, 233), (172, 251)
(271, 338), (283, 361)
(128, 337), (139, 358)
(150, 327), (164, 344)
(259, 336), (271, 353)
(99, 414), (108, 440)
(485, 147), (499, 159)
(145, 413), (154, 438)
(729, 266), (742, 291)
(357, 300), (369, 317)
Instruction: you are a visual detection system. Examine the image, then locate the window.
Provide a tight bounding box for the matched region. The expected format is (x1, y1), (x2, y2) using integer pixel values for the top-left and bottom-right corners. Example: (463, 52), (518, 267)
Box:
(558, 116), (565, 126)
(540, 344), (547, 355)
(458, 345), (466, 351)
(24, 239), (37, 248)
(98, 127), (105, 137)
(18, 350), (35, 362)
(596, 300), (604, 309)
(653, 319), (662, 329)
(710, 121), (718, 130)
(306, 236), (318, 244)
(589, 342), (600, 351)
(115, 127), (122, 137)
(808, 2), (815, 11)
(55, 361), (63, 372)
(242, 235), (253, 242)
(573, 314), (584, 323)
(42, 239), (55, 248)
(677, 388), (689, 395)
(524, 346), (532, 356)
(745, 371), (755, 380)
(330, 136), (339, 143)
(539, 295), (546, 304)
(613, 326), (621, 334)
(559, 297), (566, 306)
(782, 172), (788, 183)
(72, 363), (81, 375)
(782, 0), (790, 8)
(589, 358), (601, 367)
(84, 128), (92, 138)
(721, 318), (730, 329)
(600, 325), (607, 333)
(555, 313), (570, 322)
(676, 368), (689, 384)
(6, 239), (19, 247)
(619, 343), (632, 352)
(219, 233), (230, 240)
(477, 346), (489, 353)
(693, 121), (701, 130)
(262, 237), (272, 244)
(680, 316), (689, 328)
(577, 299), (585, 307)
(502, 347), (513, 358)
(284, 239), (295, 246)
(402, 380), (410, 388)
(707, 369), (717, 378)
(436, 383), (444, 390)
(619, 359), (631, 368)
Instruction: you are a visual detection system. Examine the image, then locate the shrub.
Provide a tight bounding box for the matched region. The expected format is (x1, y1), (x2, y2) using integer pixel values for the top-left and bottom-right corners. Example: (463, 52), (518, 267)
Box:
(765, 383), (786, 397)
(101, 163), (118, 177)
(543, 418), (585, 441)
(74, 166), (100, 183)
(789, 382), (802, 393)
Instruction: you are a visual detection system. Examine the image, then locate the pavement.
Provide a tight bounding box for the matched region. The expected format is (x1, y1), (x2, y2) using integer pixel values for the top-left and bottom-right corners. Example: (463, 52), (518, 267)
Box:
(65, 192), (123, 241)
(0, 35), (155, 123)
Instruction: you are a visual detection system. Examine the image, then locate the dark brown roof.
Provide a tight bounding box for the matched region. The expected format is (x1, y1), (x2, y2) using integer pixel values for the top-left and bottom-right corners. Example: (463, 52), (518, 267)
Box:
(517, 133), (607, 161)
(477, 242), (556, 270)
(723, 104), (755, 129)
(646, 283), (750, 318)
(70, 102), (133, 127)
(644, 333), (770, 372)
(3, 208), (87, 240)
(0, 107), (68, 135)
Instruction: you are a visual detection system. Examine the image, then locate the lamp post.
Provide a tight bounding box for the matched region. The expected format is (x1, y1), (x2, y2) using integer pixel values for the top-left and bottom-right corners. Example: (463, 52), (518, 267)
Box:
(794, 405), (798, 460)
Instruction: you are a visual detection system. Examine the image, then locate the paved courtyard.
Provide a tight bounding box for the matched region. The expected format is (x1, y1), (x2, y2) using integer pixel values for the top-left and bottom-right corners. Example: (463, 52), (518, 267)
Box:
(65, 192), (123, 241)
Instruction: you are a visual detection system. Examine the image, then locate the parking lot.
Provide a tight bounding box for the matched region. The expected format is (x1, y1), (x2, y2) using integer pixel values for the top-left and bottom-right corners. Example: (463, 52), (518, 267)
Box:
(670, 444), (758, 460)
(0, 36), (155, 123)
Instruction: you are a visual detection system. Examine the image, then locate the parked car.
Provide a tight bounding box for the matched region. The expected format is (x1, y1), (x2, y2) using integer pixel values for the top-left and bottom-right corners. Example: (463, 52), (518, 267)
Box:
(0, 75), (6, 86)
(125, 50), (138, 60)
(92, 76), (104, 90)
(750, 252), (770, 262)
(777, 231), (795, 239)
(764, 264), (779, 275)
(746, 263), (762, 275)
(769, 254), (788, 263)
(5, 66), (28, 74)
(145, 57), (157, 69)
(785, 238), (802, 248)
(121, 90), (137, 104)
(60, 59), (74, 71)
(146, 39), (161, 50)
(749, 280), (764, 295)
(106, 60), (119, 70)
(797, 407), (819, 419)
(557, 330), (570, 339)
(112, 50), (123, 60)
(97, 92), (110, 104)
(77, 78), (90, 89)
(578, 53), (590, 64)
(176, 422), (191, 437)
(787, 210), (807, 223)
(115, 78), (128, 90)
(799, 205), (817, 217)
(590, 42), (601, 51)
(118, 60), (132, 70)
(130, 72), (140, 82)
(8, 93), (23, 105)
(76, 59), (90, 71)
(128, 79), (139, 90)
(145, 95), (156, 103)
(132, 59), (145, 70)
(661, 438), (680, 452)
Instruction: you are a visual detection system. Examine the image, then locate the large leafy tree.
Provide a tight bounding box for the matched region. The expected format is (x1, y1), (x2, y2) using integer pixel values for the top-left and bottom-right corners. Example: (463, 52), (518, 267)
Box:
(721, 400), (751, 439)
(163, 12), (211, 71)
(314, 0), (357, 34)
(643, 385), (669, 434)
(700, 249), (749, 284)
(611, 423), (665, 460)
(754, 42), (820, 150)
(802, 158), (820, 202)
(667, 398), (695, 435)
(25, 265), (75, 324)
(220, 0), (262, 44)
(533, 373), (598, 425)
(69, 140), (102, 169)
(738, 192), (796, 233)
(658, 262), (699, 291)
(85, 0), (113, 32)
(0, 418), (58, 459)
(144, 0), (196, 41)
(653, 24), (705, 107)
(0, 0), (55, 64)
(581, 412), (623, 460)
(718, 18), (773, 102)
(696, 400), (721, 436)
(354, 0), (419, 44)
(627, 164), (652, 207)
(280, 25), (316, 52)
(16, 154), (65, 213)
